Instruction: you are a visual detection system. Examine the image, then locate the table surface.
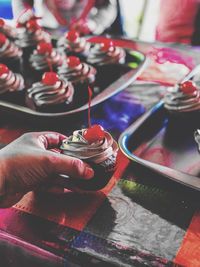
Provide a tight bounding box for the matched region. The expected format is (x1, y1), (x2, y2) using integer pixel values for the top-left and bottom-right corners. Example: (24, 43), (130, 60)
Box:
(0, 38), (200, 267)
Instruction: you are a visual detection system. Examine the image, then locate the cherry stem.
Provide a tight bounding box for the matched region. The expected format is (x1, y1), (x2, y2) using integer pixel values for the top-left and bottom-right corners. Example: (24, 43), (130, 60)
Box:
(88, 86), (92, 128)
(47, 58), (53, 72)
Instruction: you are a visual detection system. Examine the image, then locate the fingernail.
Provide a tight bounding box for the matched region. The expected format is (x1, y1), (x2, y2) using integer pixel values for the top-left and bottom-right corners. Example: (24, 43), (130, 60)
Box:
(84, 166), (94, 179)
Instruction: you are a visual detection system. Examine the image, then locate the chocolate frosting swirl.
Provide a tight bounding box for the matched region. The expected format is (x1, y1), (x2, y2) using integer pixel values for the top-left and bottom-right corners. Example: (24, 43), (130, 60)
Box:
(16, 28), (51, 48)
(0, 71), (24, 94)
(87, 44), (126, 66)
(57, 36), (90, 54)
(0, 39), (22, 59)
(29, 49), (63, 71)
(58, 60), (96, 84)
(27, 79), (74, 107)
(60, 129), (118, 164)
(164, 84), (200, 112)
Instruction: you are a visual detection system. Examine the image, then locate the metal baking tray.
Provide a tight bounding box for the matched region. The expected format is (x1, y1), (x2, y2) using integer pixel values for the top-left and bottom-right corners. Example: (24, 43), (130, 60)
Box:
(0, 38), (148, 120)
(119, 100), (200, 191)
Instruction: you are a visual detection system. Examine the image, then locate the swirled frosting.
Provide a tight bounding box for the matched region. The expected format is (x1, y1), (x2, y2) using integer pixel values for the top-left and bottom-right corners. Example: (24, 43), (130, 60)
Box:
(0, 19), (17, 40)
(27, 79), (74, 107)
(164, 82), (200, 112)
(87, 43), (126, 66)
(29, 49), (63, 71)
(57, 35), (90, 54)
(60, 129), (118, 165)
(0, 39), (22, 59)
(16, 27), (51, 48)
(0, 70), (24, 94)
(58, 58), (96, 84)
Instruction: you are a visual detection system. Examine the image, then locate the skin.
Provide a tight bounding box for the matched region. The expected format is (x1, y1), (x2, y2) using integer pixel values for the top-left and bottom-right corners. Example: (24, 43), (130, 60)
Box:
(0, 132), (94, 208)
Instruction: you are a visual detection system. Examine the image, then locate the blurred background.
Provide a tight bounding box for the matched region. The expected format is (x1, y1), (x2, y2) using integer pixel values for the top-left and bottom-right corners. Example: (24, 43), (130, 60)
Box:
(0, 0), (161, 42)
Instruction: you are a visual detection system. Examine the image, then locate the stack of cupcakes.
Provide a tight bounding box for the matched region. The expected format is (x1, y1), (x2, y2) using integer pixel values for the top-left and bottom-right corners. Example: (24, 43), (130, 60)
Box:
(60, 124), (118, 191)
(57, 30), (90, 59)
(0, 33), (22, 73)
(26, 71), (74, 112)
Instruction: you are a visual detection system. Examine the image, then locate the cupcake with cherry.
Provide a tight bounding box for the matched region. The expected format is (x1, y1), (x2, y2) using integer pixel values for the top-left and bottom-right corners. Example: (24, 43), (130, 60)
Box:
(29, 42), (63, 80)
(26, 71), (74, 112)
(60, 124), (118, 191)
(87, 39), (125, 66)
(0, 33), (22, 72)
(57, 30), (90, 59)
(0, 18), (17, 41)
(0, 64), (24, 103)
(164, 80), (200, 113)
(58, 56), (96, 85)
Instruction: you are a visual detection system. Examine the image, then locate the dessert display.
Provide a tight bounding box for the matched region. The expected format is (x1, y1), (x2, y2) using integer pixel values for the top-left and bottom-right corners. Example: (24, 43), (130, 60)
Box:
(87, 39), (126, 66)
(0, 18), (17, 40)
(29, 42), (63, 78)
(0, 33), (23, 72)
(60, 124), (118, 190)
(0, 64), (24, 102)
(164, 80), (200, 113)
(57, 30), (90, 58)
(58, 56), (96, 85)
(26, 71), (74, 112)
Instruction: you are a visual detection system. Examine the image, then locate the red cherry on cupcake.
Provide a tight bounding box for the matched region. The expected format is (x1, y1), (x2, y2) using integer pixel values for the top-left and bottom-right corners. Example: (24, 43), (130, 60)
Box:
(0, 64), (9, 77)
(83, 124), (105, 144)
(42, 72), (59, 85)
(0, 33), (7, 46)
(37, 42), (53, 54)
(180, 80), (197, 94)
(26, 19), (40, 32)
(67, 56), (81, 68)
(100, 40), (114, 52)
(66, 30), (79, 42)
(0, 18), (5, 28)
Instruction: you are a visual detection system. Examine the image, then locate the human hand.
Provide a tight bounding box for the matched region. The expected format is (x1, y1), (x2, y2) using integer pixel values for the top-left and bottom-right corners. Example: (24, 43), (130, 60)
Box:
(0, 132), (94, 207)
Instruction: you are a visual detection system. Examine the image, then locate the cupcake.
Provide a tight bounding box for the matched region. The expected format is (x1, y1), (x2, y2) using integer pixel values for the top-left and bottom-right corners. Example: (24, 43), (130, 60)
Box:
(87, 40), (126, 66)
(29, 42), (63, 81)
(57, 30), (90, 59)
(0, 18), (17, 41)
(16, 18), (50, 49)
(58, 56), (96, 85)
(0, 64), (24, 103)
(60, 124), (118, 191)
(16, 18), (51, 74)
(26, 71), (74, 112)
(0, 33), (22, 73)
(164, 81), (200, 113)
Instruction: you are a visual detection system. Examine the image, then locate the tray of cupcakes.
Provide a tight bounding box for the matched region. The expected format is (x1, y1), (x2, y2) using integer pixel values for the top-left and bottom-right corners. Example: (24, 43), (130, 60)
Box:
(118, 65), (200, 192)
(0, 16), (147, 119)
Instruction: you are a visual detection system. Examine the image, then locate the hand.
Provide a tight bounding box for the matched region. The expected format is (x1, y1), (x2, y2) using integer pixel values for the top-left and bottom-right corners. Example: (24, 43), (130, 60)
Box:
(0, 132), (94, 207)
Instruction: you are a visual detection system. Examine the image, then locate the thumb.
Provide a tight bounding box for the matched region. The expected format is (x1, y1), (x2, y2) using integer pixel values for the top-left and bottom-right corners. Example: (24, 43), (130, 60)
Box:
(49, 153), (94, 180)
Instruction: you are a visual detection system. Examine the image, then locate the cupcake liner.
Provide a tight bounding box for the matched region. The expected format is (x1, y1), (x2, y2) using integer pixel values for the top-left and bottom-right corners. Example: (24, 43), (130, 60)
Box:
(25, 95), (74, 113)
(68, 154), (117, 191)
